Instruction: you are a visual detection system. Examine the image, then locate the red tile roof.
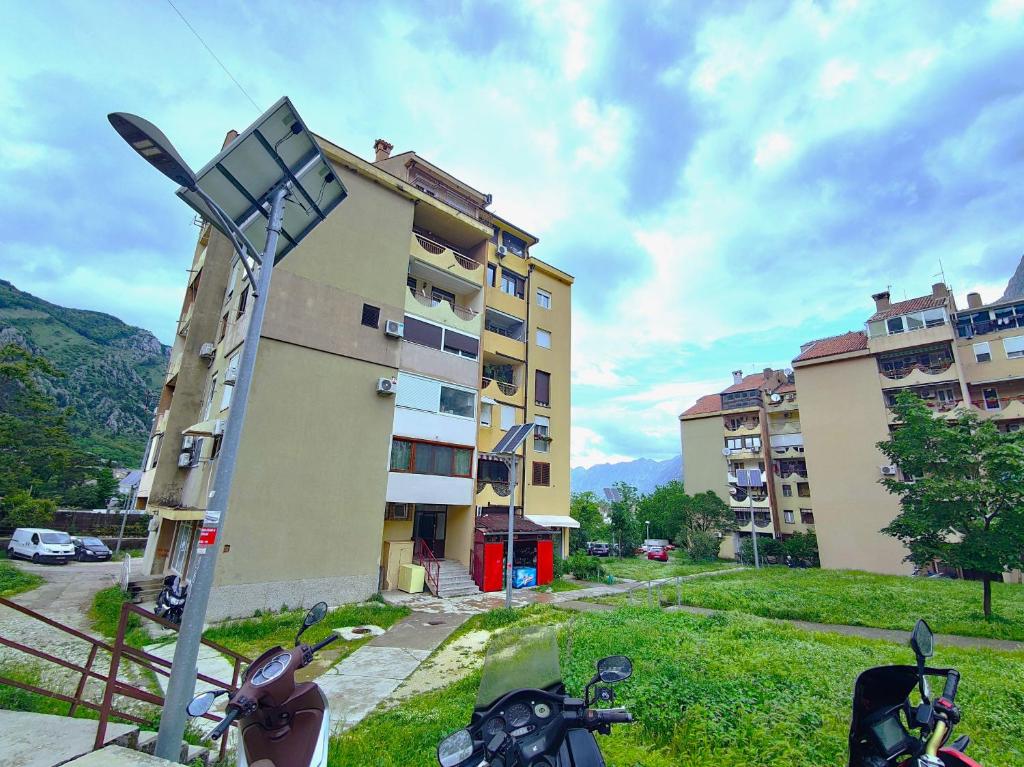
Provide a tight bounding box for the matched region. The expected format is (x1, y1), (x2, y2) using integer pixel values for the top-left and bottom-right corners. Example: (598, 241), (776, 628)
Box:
(793, 330), (868, 362)
(867, 295), (946, 322)
(475, 513), (549, 533)
(721, 371), (778, 394)
(680, 394), (722, 417)
(774, 382), (796, 394)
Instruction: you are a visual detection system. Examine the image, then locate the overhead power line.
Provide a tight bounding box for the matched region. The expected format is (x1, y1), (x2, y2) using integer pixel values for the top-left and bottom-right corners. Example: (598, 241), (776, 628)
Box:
(164, 0), (261, 113)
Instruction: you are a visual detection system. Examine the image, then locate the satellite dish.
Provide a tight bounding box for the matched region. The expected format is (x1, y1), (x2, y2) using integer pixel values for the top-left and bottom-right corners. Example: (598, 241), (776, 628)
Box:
(770, 393), (782, 404)
(721, 447), (732, 456)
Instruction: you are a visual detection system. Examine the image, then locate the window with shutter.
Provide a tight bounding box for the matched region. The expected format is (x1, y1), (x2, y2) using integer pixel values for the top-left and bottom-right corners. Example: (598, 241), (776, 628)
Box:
(396, 373), (442, 412)
(532, 461), (551, 486)
(535, 370), (551, 406)
(403, 316), (443, 349)
(1003, 335), (1024, 359)
(500, 405), (515, 431)
(973, 342), (991, 363)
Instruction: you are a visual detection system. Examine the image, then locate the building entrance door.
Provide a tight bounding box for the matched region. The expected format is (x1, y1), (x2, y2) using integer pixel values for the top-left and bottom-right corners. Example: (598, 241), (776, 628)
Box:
(414, 505), (447, 558)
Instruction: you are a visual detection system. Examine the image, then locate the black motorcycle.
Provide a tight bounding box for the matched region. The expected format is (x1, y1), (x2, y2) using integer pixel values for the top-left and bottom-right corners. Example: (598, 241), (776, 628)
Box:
(437, 626), (634, 767)
(154, 573), (189, 625)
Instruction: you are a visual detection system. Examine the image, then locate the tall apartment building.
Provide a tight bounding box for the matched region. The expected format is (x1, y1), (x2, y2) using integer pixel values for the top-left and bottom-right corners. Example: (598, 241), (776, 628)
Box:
(794, 283), (1023, 575)
(135, 134), (573, 619)
(679, 368), (816, 558)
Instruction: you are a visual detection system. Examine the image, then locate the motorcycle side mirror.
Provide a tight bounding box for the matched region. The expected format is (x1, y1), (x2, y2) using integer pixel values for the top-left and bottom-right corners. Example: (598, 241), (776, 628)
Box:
(437, 728), (475, 767)
(186, 689), (227, 717)
(597, 655), (633, 683)
(910, 619), (934, 660)
(296, 601), (329, 645)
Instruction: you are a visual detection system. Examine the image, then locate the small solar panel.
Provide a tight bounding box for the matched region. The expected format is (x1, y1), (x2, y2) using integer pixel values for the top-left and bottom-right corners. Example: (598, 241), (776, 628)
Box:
(736, 469), (763, 488)
(491, 423), (535, 454)
(603, 487), (623, 502)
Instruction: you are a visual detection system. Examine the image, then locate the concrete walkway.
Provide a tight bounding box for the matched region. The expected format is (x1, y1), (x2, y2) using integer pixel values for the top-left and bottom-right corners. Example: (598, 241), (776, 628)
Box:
(0, 710), (137, 767)
(317, 610), (469, 732)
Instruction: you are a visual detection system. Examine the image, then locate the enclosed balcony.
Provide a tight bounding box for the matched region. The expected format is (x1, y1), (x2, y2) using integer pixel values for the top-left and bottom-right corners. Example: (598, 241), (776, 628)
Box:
(483, 308), (527, 359)
(774, 458), (808, 480)
(405, 287), (481, 334)
(723, 416), (760, 436)
(482, 357), (525, 406)
(878, 344), (957, 389)
(410, 230), (484, 286)
(734, 510), (772, 529)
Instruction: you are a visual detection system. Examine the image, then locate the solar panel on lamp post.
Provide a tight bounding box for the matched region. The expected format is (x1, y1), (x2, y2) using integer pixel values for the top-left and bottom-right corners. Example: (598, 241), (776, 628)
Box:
(108, 98), (347, 761)
(486, 423), (535, 608)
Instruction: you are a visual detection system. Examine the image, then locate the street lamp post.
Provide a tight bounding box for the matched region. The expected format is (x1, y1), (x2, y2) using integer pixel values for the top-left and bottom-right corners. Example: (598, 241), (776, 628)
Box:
(645, 520), (650, 540)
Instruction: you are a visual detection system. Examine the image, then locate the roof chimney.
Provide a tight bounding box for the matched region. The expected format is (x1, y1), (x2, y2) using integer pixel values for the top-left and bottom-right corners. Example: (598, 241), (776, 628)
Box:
(763, 367), (773, 379)
(373, 138), (393, 162)
(932, 282), (948, 298)
(732, 370), (743, 385)
(872, 291), (891, 312)
(222, 130), (239, 150)
(966, 292), (983, 309)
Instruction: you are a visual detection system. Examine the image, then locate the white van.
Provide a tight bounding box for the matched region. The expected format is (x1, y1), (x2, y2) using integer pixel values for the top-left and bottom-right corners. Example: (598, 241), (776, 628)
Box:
(8, 528), (75, 564)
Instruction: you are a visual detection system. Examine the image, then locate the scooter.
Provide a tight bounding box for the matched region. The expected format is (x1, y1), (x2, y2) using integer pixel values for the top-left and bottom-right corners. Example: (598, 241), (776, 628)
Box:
(848, 619), (981, 767)
(154, 573), (189, 625)
(437, 626), (634, 767)
(186, 601), (339, 767)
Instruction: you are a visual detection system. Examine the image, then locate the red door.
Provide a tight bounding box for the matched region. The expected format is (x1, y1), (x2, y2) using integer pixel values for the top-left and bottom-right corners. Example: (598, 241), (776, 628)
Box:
(483, 542), (504, 592)
(536, 540), (553, 585)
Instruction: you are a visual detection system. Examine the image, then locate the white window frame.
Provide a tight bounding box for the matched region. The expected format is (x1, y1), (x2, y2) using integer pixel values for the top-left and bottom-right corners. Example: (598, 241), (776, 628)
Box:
(973, 342), (991, 363)
(537, 289), (551, 309)
(982, 387), (1000, 411)
(439, 384), (476, 419)
(1003, 335), (1024, 359)
(500, 405), (516, 431)
(480, 402), (493, 427)
(536, 328), (552, 349)
(204, 374), (217, 420)
(783, 510), (794, 524)
(220, 354), (239, 411)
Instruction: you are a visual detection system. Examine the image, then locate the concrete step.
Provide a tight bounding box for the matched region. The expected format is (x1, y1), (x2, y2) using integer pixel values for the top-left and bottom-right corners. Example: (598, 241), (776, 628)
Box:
(64, 745), (180, 766)
(0, 710), (138, 767)
(116, 730), (206, 765)
(184, 744), (210, 766)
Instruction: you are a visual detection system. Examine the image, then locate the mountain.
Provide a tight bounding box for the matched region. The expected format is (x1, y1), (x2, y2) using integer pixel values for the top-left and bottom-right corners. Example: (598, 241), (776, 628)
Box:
(0, 280), (169, 466)
(570, 455), (683, 496)
(1000, 253), (1024, 302)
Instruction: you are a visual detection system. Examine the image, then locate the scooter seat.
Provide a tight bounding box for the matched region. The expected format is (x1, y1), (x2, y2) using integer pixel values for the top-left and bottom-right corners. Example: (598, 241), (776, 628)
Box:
(250, 761), (275, 767)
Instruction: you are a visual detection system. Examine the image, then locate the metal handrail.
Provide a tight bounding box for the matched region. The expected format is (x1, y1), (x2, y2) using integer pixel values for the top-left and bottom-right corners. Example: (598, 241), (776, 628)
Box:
(724, 420), (759, 432)
(414, 538), (441, 595)
(482, 377), (518, 396)
(412, 232), (481, 271)
(409, 289), (478, 320)
(477, 479), (511, 496)
(879, 359), (955, 380)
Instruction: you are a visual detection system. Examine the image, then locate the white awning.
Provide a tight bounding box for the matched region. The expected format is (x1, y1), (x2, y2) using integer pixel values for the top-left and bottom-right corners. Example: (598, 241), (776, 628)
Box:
(525, 514), (580, 529)
(481, 396), (497, 405)
(181, 419), (217, 437)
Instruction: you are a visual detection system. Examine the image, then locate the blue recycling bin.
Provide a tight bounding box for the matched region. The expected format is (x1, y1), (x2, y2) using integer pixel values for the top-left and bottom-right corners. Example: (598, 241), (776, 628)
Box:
(512, 566), (537, 588)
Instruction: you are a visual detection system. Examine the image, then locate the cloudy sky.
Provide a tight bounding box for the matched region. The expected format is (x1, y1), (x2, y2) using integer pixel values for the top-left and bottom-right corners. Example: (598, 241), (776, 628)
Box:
(2, 0), (1023, 468)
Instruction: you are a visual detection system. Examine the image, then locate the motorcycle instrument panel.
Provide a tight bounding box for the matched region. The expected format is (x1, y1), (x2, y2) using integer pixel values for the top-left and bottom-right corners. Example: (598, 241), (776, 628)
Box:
(250, 652), (292, 686)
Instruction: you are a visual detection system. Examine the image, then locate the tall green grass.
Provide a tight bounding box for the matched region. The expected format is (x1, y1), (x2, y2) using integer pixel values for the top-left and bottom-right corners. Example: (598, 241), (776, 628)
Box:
(0, 560), (43, 597)
(89, 586), (151, 647)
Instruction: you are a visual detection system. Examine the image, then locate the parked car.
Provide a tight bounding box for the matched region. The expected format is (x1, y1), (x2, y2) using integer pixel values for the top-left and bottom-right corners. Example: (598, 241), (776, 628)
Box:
(647, 546), (669, 562)
(72, 536), (113, 562)
(7, 528), (75, 564)
(587, 542), (611, 557)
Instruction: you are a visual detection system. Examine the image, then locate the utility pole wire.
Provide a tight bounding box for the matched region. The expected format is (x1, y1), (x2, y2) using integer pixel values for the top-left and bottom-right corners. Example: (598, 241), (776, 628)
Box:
(164, 0), (261, 113)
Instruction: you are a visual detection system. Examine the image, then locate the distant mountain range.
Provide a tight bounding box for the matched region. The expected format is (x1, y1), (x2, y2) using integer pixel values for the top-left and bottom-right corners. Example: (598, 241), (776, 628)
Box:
(1001, 252), (1024, 302)
(0, 280), (169, 466)
(570, 455), (683, 496)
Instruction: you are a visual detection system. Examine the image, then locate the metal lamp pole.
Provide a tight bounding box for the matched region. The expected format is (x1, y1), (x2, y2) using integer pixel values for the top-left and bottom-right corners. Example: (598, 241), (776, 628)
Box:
(749, 486), (760, 569)
(154, 186), (287, 759)
(505, 454), (517, 609)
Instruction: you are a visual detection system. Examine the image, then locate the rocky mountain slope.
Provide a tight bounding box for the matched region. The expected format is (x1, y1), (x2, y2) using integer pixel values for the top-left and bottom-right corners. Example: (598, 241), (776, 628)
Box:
(1000, 253), (1024, 302)
(570, 455), (683, 496)
(0, 280), (169, 465)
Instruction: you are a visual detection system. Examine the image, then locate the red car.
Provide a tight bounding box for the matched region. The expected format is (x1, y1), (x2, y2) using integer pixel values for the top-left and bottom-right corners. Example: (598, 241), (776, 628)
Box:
(647, 546), (669, 562)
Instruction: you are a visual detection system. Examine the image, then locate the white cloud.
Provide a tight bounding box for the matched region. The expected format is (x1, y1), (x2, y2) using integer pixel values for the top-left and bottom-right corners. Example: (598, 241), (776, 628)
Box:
(753, 131), (795, 168)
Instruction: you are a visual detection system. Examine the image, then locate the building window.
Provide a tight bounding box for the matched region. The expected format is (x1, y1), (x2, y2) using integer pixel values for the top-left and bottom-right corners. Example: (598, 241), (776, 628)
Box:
(501, 270), (526, 299)
(220, 355), (239, 410)
(502, 231), (527, 257)
(537, 289), (551, 309)
(886, 317), (904, 335)
(442, 329), (480, 359)
(500, 405), (515, 431)
(389, 438), (473, 477)
(532, 461), (551, 486)
(480, 402), (493, 427)
(535, 370), (551, 406)
(800, 509), (815, 525)
(782, 485), (793, 497)
(439, 385), (475, 418)
(237, 286), (250, 319)
(203, 375), (217, 420)
(797, 482), (810, 497)
(536, 329), (552, 348)
(487, 263), (496, 287)
(783, 510), (794, 524)
(973, 342), (991, 363)
(1003, 335), (1024, 359)
(225, 262), (238, 298)
(149, 434), (163, 469)
(361, 303), (380, 329)
(431, 287), (456, 309)
(218, 312), (229, 341)
(983, 387), (1000, 411)
(534, 415), (550, 453)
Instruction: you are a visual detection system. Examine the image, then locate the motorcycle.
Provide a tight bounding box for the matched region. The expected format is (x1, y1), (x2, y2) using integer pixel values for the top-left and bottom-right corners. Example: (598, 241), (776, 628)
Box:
(186, 601), (339, 767)
(437, 626), (634, 767)
(849, 618), (980, 767)
(154, 573), (189, 625)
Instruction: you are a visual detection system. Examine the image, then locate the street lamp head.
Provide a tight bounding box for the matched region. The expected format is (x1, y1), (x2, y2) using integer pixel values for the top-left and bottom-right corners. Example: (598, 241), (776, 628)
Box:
(107, 112), (197, 190)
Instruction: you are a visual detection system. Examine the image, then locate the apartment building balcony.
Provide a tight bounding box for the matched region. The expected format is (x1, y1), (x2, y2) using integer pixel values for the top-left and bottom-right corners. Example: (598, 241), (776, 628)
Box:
(768, 421), (802, 435)
(475, 478), (521, 508)
(410, 232), (484, 287)
(405, 289), (481, 334)
(879, 361), (958, 390)
(774, 459), (808, 480)
(176, 302), (194, 338)
(771, 445), (805, 459)
(867, 321), (953, 355)
(481, 376), (525, 407)
(483, 308), (527, 359)
(165, 346), (183, 383)
(727, 447), (762, 459)
(734, 509), (772, 529)
(767, 393), (798, 411)
(723, 419), (760, 436)
(155, 409), (170, 435)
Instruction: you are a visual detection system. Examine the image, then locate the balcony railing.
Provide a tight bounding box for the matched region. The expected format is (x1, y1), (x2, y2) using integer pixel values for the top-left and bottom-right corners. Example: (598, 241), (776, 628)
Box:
(409, 289), (478, 320)
(724, 420), (759, 432)
(477, 479), (511, 496)
(413, 232), (480, 271)
(734, 511), (772, 528)
(485, 323), (525, 341)
(879, 360), (954, 380)
(482, 377), (518, 396)
(768, 393), (797, 407)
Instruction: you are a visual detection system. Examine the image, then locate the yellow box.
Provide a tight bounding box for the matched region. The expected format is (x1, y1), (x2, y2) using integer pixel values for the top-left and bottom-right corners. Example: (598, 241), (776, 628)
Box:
(398, 563), (425, 594)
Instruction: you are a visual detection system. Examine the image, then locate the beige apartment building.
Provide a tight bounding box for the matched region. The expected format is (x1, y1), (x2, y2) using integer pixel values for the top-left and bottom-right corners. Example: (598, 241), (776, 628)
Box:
(680, 368), (817, 558)
(681, 282), (1024, 578)
(135, 134), (574, 618)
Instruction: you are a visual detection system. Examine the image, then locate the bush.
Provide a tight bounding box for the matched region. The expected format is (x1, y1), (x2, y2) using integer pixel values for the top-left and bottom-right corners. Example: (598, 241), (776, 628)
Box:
(1, 490), (56, 528)
(567, 553), (607, 582)
(553, 555), (569, 579)
(782, 531), (820, 566)
(685, 531), (721, 562)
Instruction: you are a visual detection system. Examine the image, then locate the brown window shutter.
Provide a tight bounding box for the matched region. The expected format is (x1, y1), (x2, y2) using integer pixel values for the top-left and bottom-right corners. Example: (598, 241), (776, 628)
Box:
(535, 370), (550, 405)
(403, 316), (443, 348)
(533, 461), (550, 486)
(443, 329), (479, 357)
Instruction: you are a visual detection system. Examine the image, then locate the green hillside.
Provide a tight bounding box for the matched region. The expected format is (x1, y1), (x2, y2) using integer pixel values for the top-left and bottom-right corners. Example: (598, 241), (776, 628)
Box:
(0, 280), (169, 466)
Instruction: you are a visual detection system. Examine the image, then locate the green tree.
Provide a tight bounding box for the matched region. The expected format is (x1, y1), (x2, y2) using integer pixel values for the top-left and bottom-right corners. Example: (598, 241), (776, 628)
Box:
(0, 490), (56, 528)
(683, 491), (734, 536)
(637, 480), (689, 541)
(609, 482), (642, 557)
(569, 491), (607, 553)
(879, 391), (1024, 618)
(782, 531), (819, 565)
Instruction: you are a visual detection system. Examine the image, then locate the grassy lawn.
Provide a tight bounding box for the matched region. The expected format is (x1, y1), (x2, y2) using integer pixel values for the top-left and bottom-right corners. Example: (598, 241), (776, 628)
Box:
(600, 553), (737, 582)
(0, 560), (43, 597)
(90, 586), (152, 647)
(331, 607), (1024, 767)
(203, 601), (410, 661)
(111, 548), (144, 562)
(539, 577), (586, 593)
(636, 567), (1024, 641)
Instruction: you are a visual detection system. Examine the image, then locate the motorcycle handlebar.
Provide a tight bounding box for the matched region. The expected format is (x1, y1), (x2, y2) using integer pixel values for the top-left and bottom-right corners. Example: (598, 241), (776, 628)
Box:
(589, 707), (633, 725)
(311, 632), (342, 654)
(941, 670), (960, 703)
(209, 706), (241, 740)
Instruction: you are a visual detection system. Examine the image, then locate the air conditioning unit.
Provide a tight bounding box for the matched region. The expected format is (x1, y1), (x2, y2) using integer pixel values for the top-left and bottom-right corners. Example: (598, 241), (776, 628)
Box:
(880, 465), (898, 476)
(198, 342), (216, 360)
(213, 419), (225, 436)
(376, 377), (398, 396)
(177, 452), (192, 468)
(384, 320), (404, 338)
(496, 245), (508, 257)
(181, 435), (195, 450)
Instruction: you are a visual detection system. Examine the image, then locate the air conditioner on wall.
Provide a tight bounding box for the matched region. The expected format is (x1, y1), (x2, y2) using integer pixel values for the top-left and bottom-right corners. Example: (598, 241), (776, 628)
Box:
(177, 452), (192, 468)
(213, 419), (225, 436)
(497, 245), (508, 257)
(384, 320), (404, 338)
(198, 342), (216, 359)
(377, 377), (398, 396)
(880, 465), (897, 476)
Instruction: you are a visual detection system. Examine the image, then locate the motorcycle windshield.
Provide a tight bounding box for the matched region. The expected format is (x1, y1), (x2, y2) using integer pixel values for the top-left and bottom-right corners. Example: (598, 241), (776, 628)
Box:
(476, 626), (562, 709)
